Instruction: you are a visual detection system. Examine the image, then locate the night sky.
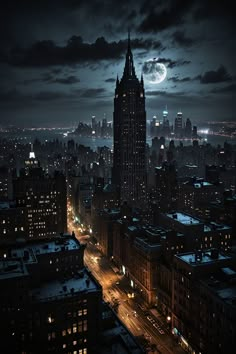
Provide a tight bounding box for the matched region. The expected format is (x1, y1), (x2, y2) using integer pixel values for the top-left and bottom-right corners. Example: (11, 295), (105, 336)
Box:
(0, 0), (234, 127)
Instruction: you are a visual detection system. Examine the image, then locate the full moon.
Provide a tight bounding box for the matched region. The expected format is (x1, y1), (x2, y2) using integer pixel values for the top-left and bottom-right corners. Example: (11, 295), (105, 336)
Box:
(142, 58), (167, 84)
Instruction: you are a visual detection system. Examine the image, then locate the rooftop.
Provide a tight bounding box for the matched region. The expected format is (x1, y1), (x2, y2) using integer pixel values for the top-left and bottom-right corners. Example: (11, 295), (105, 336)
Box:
(194, 181), (212, 188)
(176, 250), (230, 266)
(202, 269), (236, 306)
(0, 259), (28, 280)
(204, 222), (231, 232)
(166, 212), (201, 225)
(31, 268), (99, 302)
(10, 235), (80, 263)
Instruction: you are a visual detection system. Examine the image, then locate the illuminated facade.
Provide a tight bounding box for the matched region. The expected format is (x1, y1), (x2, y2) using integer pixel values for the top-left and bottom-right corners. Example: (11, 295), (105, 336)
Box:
(13, 151), (67, 239)
(113, 33), (146, 207)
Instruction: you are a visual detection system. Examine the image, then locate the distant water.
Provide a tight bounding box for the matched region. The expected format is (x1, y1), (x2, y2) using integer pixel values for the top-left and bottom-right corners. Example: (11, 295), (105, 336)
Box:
(0, 129), (235, 150)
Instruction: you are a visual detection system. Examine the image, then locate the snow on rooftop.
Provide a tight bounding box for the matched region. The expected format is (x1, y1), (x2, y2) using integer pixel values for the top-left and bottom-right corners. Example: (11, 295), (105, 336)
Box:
(31, 269), (98, 301)
(166, 212), (200, 225)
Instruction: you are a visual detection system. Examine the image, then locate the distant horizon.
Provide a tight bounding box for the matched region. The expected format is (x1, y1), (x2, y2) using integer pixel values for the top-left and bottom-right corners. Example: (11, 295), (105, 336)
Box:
(0, 118), (235, 130)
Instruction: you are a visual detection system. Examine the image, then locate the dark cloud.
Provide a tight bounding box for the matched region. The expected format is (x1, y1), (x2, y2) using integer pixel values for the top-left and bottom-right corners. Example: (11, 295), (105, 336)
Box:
(0, 88), (25, 103)
(34, 91), (72, 101)
(105, 78), (116, 83)
(51, 75), (80, 84)
(146, 90), (167, 96)
(172, 31), (194, 47)
(138, 0), (193, 33)
(158, 57), (191, 68)
(0, 86), (106, 103)
(200, 65), (231, 84)
(80, 88), (106, 98)
(23, 74), (80, 85)
(168, 76), (192, 83)
(2, 36), (164, 67)
(193, 0), (232, 22)
(211, 83), (236, 94)
(0, 88), (73, 103)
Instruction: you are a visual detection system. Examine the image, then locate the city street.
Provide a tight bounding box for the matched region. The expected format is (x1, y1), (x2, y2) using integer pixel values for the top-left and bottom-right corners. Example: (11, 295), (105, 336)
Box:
(67, 200), (185, 354)
(68, 212), (185, 354)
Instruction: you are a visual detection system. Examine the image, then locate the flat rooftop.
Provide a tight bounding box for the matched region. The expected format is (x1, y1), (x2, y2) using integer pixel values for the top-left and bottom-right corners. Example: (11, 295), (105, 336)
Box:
(194, 181), (212, 188)
(31, 268), (99, 302)
(202, 271), (236, 307)
(166, 212), (201, 225)
(204, 222), (231, 232)
(11, 235), (80, 263)
(176, 250), (230, 266)
(0, 259), (28, 280)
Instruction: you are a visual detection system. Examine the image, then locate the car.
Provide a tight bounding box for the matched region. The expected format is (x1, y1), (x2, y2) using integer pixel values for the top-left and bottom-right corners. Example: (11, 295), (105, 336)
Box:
(159, 329), (165, 335)
(153, 323), (159, 329)
(147, 316), (152, 321)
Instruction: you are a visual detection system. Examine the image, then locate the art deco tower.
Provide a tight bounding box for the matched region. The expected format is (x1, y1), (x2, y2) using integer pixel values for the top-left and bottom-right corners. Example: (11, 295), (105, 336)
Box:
(113, 33), (146, 207)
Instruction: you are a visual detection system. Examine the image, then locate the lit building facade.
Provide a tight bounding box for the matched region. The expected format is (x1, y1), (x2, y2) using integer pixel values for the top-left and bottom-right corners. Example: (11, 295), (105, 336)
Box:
(13, 160), (67, 239)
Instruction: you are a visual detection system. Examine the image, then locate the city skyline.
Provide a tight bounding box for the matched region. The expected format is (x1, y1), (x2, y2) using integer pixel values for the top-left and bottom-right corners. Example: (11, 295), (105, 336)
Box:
(0, 0), (234, 127)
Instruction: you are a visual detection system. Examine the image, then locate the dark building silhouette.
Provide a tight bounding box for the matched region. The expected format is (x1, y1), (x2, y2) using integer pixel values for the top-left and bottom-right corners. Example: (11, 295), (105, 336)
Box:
(185, 118), (192, 138)
(155, 162), (178, 212)
(174, 112), (183, 137)
(0, 234), (145, 354)
(113, 33), (146, 207)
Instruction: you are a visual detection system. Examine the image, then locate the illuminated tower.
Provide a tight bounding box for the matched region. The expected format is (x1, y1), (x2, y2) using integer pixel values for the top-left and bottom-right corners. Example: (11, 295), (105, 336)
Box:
(113, 32), (146, 206)
(163, 106), (168, 124)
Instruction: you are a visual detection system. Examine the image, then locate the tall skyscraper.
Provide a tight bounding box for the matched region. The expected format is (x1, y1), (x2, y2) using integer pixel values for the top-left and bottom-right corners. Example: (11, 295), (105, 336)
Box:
(185, 118), (192, 138)
(174, 111), (183, 137)
(113, 33), (146, 207)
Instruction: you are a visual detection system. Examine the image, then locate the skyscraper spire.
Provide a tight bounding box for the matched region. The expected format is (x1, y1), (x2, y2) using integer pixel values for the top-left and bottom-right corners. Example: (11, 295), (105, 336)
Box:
(127, 28), (131, 53)
(123, 30), (136, 78)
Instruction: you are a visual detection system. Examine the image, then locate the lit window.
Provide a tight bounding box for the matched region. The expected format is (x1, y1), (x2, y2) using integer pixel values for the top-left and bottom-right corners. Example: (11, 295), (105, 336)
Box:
(83, 309), (87, 315)
(73, 324), (77, 333)
(48, 315), (54, 323)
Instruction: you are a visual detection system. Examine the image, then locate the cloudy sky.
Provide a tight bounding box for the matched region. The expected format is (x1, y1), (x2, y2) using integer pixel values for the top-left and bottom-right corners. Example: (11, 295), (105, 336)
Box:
(0, 0), (234, 127)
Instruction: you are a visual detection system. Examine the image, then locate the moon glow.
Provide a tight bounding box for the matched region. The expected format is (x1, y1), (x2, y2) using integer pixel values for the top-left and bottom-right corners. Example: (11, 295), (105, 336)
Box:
(142, 58), (167, 84)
